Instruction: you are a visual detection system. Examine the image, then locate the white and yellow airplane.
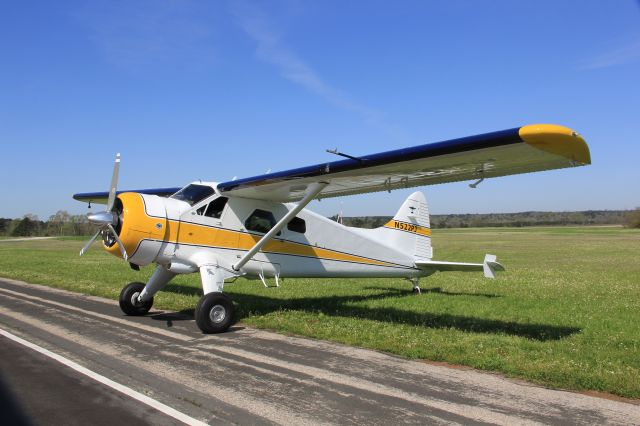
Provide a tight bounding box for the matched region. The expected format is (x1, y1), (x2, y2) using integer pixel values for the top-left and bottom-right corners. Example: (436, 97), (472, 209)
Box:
(74, 124), (590, 333)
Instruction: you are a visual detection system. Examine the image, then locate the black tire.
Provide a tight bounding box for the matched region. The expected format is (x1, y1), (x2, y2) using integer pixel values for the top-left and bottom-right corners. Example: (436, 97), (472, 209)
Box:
(195, 292), (235, 334)
(119, 282), (153, 316)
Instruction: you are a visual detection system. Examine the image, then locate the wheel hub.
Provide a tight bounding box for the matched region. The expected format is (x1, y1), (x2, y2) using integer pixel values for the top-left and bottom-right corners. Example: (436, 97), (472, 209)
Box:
(209, 305), (226, 323)
(131, 291), (141, 306)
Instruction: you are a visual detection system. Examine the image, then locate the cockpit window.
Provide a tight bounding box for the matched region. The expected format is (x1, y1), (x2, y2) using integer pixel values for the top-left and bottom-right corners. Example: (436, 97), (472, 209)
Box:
(170, 184), (215, 206)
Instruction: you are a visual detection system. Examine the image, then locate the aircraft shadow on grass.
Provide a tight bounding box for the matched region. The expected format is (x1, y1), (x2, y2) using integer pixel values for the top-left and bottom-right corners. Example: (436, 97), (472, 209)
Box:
(366, 286), (502, 299)
(158, 283), (580, 341)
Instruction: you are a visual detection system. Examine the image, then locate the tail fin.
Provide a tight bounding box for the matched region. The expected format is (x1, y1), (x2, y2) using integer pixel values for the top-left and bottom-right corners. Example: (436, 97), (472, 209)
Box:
(379, 191), (432, 259)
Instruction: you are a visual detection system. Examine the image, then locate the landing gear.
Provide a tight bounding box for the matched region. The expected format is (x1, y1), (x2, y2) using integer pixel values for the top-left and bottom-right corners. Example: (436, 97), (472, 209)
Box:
(195, 292), (235, 334)
(119, 282), (153, 315)
(410, 277), (421, 295)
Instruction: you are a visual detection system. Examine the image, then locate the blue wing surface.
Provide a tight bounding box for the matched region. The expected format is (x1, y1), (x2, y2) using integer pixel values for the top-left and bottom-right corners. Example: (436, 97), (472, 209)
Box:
(73, 124), (590, 203)
(73, 187), (181, 204)
(216, 124), (590, 201)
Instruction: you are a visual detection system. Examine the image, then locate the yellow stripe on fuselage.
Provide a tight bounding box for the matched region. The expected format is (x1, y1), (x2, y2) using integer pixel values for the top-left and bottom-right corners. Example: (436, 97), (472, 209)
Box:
(383, 220), (431, 237)
(174, 220), (399, 267)
(113, 193), (407, 268)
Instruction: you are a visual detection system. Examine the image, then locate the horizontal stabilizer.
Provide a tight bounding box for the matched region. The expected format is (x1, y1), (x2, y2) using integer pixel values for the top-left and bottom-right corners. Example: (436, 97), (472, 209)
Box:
(415, 254), (504, 279)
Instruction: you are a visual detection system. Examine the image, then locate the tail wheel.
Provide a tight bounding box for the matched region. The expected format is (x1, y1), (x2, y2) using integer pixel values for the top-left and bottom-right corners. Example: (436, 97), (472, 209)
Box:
(119, 282), (153, 315)
(195, 292), (235, 334)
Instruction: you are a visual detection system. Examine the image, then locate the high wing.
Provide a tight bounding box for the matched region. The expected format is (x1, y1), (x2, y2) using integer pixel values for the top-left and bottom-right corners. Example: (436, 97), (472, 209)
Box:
(217, 124), (590, 202)
(73, 187), (180, 204)
(73, 124), (590, 204)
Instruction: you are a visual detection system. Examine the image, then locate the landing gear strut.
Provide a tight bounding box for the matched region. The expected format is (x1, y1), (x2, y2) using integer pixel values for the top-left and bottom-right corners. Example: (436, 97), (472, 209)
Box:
(119, 282), (153, 315)
(410, 278), (421, 295)
(195, 292), (235, 334)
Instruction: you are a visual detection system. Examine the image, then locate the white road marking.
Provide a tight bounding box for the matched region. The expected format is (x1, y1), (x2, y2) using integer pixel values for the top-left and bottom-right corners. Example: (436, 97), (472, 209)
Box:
(0, 328), (208, 426)
(2, 279), (639, 424)
(0, 287), (540, 424)
(0, 306), (320, 424)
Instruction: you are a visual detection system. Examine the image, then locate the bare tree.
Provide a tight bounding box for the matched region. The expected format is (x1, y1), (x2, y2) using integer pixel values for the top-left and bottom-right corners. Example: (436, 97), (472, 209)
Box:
(48, 210), (69, 236)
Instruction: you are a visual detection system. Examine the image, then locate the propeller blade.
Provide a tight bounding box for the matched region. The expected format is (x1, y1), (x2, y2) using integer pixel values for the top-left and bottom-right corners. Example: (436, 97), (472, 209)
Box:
(106, 153), (121, 211)
(107, 223), (128, 261)
(79, 230), (101, 257)
(80, 154), (126, 262)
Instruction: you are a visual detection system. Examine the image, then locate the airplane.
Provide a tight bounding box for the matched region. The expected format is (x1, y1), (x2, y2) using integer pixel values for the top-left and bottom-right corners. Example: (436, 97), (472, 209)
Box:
(74, 124), (590, 333)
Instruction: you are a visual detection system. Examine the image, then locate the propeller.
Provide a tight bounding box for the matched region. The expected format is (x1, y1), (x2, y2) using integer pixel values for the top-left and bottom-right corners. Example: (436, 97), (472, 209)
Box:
(79, 153), (128, 260)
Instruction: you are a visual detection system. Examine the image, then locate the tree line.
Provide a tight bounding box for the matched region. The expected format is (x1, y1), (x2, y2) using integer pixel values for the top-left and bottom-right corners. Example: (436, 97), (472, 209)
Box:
(2, 208), (639, 238)
(0, 211), (95, 237)
(331, 209), (640, 229)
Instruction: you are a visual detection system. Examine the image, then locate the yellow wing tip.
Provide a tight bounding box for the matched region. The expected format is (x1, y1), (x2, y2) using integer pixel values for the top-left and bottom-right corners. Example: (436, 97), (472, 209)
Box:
(519, 124), (591, 165)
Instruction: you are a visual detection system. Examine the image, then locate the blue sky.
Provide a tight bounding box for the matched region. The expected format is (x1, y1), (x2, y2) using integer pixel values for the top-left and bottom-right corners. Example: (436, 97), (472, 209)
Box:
(1, 1), (639, 219)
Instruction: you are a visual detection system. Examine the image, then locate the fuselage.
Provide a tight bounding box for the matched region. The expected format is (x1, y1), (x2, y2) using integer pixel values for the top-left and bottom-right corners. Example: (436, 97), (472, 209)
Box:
(106, 182), (422, 279)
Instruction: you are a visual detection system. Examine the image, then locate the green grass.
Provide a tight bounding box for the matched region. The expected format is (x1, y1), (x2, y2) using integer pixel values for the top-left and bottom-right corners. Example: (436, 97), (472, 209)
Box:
(0, 227), (639, 398)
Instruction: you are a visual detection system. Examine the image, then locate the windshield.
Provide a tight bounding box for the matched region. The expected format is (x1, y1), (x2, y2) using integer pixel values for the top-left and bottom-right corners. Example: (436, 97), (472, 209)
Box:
(170, 184), (215, 206)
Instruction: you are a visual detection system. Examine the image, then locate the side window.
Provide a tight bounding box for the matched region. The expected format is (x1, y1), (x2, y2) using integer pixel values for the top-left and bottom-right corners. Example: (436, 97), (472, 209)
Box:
(245, 209), (277, 234)
(204, 197), (228, 219)
(287, 217), (306, 234)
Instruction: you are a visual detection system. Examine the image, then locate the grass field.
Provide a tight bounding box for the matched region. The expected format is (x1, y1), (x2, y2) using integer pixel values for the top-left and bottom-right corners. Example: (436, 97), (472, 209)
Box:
(0, 227), (639, 398)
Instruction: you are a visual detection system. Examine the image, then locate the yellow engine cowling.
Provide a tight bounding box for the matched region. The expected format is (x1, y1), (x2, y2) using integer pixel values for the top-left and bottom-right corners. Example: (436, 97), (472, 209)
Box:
(104, 192), (169, 264)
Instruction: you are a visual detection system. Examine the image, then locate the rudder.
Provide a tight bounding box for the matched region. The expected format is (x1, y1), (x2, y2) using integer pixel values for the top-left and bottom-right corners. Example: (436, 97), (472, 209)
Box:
(380, 191), (432, 259)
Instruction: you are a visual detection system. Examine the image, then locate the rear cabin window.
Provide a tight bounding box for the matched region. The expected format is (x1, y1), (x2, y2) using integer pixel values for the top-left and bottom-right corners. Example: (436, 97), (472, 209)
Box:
(196, 197), (229, 218)
(171, 184), (215, 206)
(287, 217), (306, 234)
(245, 209), (277, 234)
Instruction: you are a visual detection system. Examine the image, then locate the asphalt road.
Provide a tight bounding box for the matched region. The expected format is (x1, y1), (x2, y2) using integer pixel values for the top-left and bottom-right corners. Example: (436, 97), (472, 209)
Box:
(0, 277), (637, 425)
(0, 336), (175, 426)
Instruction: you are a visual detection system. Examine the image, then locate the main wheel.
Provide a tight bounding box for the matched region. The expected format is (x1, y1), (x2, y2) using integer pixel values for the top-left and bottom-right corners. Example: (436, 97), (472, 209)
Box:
(119, 282), (153, 315)
(195, 292), (235, 334)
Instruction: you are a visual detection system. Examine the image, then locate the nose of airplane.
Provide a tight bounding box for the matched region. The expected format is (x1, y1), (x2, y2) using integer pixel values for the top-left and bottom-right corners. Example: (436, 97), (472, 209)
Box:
(103, 193), (168, 263)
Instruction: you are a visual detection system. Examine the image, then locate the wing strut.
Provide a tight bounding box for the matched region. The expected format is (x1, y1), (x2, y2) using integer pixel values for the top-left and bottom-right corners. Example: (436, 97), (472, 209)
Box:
(232, 182), (328, 272)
